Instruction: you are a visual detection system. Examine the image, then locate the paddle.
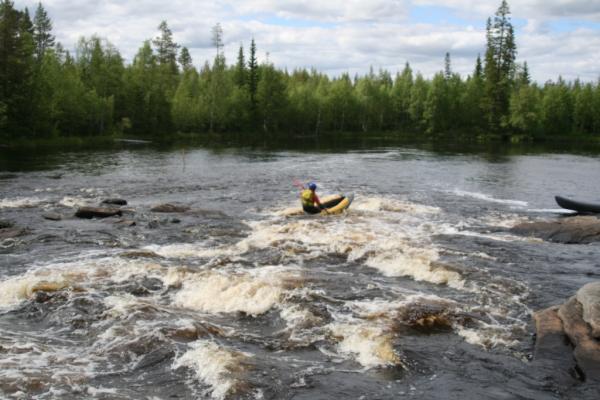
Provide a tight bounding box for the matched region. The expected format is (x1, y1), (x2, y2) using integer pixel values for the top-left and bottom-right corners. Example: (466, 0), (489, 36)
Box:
(292, 178), (306, 190)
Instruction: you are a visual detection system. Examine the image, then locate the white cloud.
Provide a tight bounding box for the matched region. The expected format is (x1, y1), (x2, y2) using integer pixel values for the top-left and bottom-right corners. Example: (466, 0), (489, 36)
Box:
(414, 0), (600, 20)
(12, 0), (600, 82)
(228, 0), (410, 22)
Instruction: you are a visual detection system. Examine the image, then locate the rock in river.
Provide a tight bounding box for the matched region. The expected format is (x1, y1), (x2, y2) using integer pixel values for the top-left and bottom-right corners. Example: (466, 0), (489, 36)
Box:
(511, 216), (600, 244)
(0, 227), (27, 240)
(150, 203), (190, 213)
(102, 198), (128, 206)
(0, 219), (13, 229)
(42, 212), (62, 221)
(577, 282), (600, 338)
(75, 207), (122, 219)
(533, 281), (600, 383)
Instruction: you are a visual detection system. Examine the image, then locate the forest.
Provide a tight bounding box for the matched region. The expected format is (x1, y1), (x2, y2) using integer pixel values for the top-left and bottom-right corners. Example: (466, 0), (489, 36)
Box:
(1, 0), (599, 141)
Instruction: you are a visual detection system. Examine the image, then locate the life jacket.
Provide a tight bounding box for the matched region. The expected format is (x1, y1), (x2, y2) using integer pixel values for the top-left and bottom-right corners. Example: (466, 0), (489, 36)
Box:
(300, 189), (315, 207)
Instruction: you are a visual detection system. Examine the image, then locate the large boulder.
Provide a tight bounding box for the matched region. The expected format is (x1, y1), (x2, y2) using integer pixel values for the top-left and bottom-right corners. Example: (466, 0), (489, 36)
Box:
(532, 306), (577, 384)
(576, 282), (600, 338)
(150, 203), (190, 213)
(511, 216), (600, 244)
(558, 297), (600, 382)
(533, 282), (600, 384)
(75, 207), (122, 219)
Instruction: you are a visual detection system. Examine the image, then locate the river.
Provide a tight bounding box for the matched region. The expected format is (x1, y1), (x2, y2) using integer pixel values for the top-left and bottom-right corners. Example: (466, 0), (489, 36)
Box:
(1, 139), (599, 399)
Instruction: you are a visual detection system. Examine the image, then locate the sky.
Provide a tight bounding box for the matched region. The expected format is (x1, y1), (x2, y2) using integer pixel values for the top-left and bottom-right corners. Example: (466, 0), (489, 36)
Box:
(13, 0), (600, 82)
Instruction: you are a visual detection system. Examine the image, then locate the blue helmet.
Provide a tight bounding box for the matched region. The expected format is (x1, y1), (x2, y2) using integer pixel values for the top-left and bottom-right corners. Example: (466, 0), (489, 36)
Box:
(308, 182), (317, 191)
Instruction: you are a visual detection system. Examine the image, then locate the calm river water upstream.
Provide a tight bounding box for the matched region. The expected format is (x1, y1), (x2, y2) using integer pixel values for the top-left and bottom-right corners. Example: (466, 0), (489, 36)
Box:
(1, 139), (599, 399)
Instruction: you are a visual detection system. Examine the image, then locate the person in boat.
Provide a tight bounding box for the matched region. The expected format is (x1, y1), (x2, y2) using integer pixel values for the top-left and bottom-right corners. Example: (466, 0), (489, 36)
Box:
(300, 182), (327, 214)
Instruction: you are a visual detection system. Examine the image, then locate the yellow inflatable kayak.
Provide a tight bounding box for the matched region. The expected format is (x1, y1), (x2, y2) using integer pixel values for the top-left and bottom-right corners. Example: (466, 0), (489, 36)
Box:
(282, 194), (354, 216)
(318, 193), (354, 215)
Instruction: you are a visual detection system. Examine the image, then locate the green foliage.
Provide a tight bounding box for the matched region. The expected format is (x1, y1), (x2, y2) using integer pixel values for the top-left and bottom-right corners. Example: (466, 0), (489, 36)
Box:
(257, 63), (287, 133)
(0, 0), (598, 140)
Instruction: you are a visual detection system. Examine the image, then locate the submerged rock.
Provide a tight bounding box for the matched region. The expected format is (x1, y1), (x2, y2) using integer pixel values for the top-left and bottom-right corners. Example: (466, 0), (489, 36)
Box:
(150, 203), (190, 213)
(114, 219), (136, 227)
(0, 219), (14, 229)
(75, 206), (122, 219)
(102, 198), (128, 206)
(511, 216), (600, 244)
(120, 250), (163, 259)
(397, 302), (455, 332)
(42, 212), (62, 221)
(0, 227), (27, 239)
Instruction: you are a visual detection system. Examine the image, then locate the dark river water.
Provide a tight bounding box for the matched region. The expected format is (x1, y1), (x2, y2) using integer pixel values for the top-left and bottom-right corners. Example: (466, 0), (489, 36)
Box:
(1, 139), (599, 399)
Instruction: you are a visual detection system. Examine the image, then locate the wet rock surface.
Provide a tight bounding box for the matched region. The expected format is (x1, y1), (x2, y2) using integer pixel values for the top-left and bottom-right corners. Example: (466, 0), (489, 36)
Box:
(42, 212), (62, 221)
(102, 198), (127, 206)
(75, 206), (123, 219)
(577, 282), (600, 338)
(534, 282), (600, 383)
(511, 216), (600, 244)
(0, 227), (28, 239)
(150, 203), (190, 213)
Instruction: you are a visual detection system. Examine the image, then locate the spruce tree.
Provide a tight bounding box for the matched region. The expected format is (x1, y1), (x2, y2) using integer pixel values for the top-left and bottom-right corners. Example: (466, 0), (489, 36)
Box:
(234, 44), (246, 87)
(33, 2), (54, 61)
(248, 38), (258, 110)
(178, 46), (192, 71)
(152, 21), (179, 73)
(483, 0), (517, 132)
(444, 52), (452, 80)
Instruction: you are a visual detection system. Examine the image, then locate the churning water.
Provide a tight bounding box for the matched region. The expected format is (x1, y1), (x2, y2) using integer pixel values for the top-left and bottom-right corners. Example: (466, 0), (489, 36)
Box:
(1, 141), (599, 399)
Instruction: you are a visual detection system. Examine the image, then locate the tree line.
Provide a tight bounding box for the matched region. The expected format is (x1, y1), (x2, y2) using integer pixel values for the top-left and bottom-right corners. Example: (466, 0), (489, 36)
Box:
(1, 0), (599, 141)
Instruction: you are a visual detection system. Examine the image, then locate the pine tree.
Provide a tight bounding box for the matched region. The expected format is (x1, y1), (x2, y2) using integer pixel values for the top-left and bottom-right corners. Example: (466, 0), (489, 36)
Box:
(211, 23), (223, 57)
(33, 2), (54, 61)
(248, 38), (258, 110)
(444, 52), (452, 80)
(234, 44), (246, 87)
(483, 0), (517, 132)
(0, 0), (35, 136)
(178, 46), (192, 71)
(391, 62), (413, 130)
(152, 21), (179, 73)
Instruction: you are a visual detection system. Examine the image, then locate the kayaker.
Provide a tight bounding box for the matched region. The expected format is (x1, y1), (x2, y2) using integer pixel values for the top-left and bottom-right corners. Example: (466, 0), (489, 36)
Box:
(300, 182), (326, 214)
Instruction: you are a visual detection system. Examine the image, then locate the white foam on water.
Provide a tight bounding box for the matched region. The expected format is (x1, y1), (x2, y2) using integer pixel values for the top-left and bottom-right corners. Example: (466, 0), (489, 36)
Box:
(279, 304), (321, 330)
(0, 256), (167, 308)
(0, 196), (48, 209)
(174, 266), (302, 316)
(456, 326), (520, 349)
(352, 197), (440, 214)
(0, 273), (70, 308)
(245, 196), (467, 289)
(144, 243), (235, 259)
(451, 189), (528, 207)
(478, 213), (528, 228)
(527, 208), (576, 214)
(58, 196), (90, 208)
(328, 322), (400, 368)
(323, 295), (449, 368)
(361, 244), (463, 289)
(0, 335), (99, 397)
(173, 340), (250, 400)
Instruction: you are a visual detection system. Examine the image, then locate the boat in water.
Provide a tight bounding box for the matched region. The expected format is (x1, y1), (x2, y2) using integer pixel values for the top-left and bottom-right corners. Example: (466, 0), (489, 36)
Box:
(555, 195), (600, 213)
